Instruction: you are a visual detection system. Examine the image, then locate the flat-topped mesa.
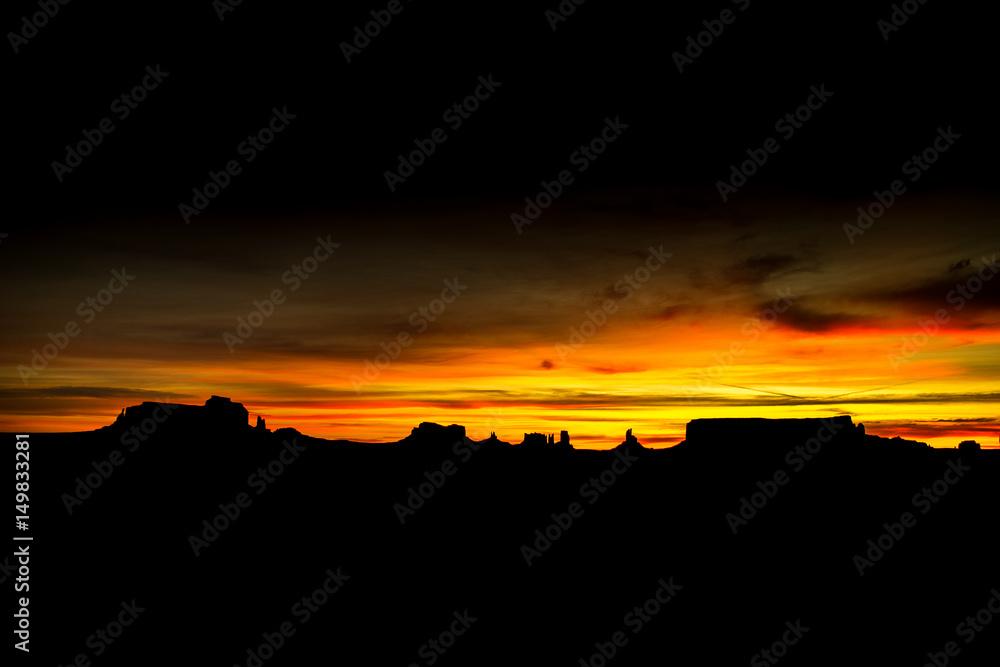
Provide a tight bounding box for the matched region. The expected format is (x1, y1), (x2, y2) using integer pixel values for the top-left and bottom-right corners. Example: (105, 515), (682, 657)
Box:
(204, 395), (250, 427)
(683, 416), (928, 454)
(402, 422), (466, 446)
(686, 416), (858, 448)
(112, 396), (255, 434)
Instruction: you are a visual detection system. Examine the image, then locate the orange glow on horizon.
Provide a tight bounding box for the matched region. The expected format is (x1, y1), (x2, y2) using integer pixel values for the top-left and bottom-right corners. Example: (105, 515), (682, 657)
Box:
(3, 315), (997, 449)
(2, 199), (997, 451)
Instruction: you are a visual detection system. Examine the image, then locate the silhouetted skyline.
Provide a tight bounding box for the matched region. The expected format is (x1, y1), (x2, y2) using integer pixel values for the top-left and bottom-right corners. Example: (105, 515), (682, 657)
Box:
(4, 1), (997, 446)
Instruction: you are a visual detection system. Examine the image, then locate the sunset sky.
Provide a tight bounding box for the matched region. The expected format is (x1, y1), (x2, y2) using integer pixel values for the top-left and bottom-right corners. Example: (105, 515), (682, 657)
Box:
(4, 1), (996, 448)
(2, 188), (997, 448)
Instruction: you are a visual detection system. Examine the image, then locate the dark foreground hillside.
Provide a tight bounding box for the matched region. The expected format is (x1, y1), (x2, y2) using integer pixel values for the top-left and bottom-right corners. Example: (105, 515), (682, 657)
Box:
(8, 401), (999, 666)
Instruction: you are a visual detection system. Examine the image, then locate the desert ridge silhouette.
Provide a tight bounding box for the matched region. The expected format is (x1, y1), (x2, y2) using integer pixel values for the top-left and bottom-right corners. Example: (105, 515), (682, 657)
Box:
(11, 397), (998, 666)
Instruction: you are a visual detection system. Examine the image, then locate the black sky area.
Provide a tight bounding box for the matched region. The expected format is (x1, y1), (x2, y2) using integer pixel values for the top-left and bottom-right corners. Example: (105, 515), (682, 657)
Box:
(6, 0), (995, 231)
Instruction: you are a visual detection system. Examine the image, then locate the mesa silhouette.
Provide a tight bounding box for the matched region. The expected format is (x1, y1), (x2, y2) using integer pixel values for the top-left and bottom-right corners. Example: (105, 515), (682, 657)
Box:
(16, 397), (997, 666)
(94, 395), (969, 453)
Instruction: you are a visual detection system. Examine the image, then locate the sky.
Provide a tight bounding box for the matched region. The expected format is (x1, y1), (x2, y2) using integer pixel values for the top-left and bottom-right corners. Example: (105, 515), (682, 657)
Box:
(3, 0), (997, 448)
(2, 188), (997, 448)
